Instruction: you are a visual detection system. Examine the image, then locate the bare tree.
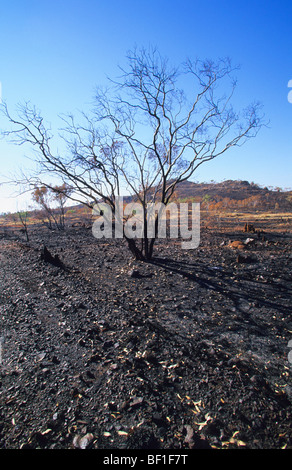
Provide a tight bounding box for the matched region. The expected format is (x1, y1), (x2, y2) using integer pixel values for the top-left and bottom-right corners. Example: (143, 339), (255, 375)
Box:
(0, 48), (264, 259)
(51, 183), (73, 229)
(32, 184), (72, 230)
(17, 209), (30, 241)
(32, 186), (56, 229)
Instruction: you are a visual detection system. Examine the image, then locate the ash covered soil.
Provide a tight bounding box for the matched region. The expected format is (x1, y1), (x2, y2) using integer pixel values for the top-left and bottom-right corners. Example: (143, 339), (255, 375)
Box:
(0, 225), (291, 449)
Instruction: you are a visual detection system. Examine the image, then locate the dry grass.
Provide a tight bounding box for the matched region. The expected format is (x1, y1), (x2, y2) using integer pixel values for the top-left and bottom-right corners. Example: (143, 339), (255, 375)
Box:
(1, 205), (291, 234)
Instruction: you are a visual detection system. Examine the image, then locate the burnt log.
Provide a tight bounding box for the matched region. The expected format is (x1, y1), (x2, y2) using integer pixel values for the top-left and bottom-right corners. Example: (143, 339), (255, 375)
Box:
(40, 245), (64, 268)
(244, 223), (256, 233)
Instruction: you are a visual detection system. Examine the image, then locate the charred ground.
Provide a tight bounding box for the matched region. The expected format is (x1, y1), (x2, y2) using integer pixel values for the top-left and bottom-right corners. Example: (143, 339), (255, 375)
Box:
(0, 217), (291, 449)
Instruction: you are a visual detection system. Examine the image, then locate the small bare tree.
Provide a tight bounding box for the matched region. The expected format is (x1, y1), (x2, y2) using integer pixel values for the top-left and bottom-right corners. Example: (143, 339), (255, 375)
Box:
(32, 184), (72, 230)
(32, 186), (56, 229)
(17, 210), (29, 241)
(1, 48), (264, 259)
(51, 183), (73, 229)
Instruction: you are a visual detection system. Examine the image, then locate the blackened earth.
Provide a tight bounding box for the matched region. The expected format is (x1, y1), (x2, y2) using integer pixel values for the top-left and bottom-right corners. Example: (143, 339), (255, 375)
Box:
(0, 225), (291, 449)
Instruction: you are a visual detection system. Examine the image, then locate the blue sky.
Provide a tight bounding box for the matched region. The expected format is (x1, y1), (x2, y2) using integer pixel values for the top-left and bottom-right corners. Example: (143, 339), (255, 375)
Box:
(0, 0), (292, 212)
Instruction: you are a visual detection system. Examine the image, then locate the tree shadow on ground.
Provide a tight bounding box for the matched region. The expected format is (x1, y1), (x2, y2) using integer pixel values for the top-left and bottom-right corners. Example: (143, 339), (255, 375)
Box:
(148, 256), (290, 315)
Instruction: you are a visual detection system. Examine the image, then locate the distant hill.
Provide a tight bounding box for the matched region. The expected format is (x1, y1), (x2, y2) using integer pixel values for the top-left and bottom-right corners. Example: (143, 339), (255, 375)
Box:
(174, 179), (267, 200)
(66, 179), (292, 213)
(170, 179), (292, 211)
